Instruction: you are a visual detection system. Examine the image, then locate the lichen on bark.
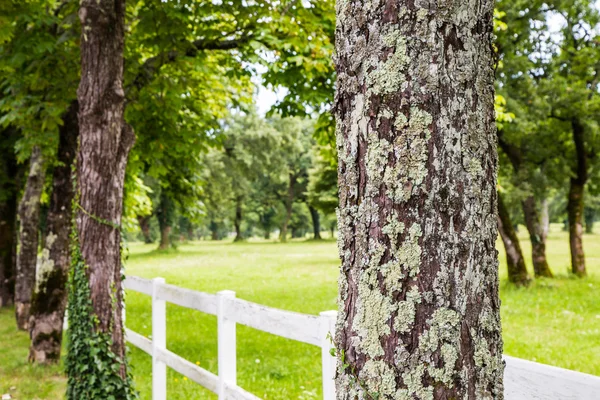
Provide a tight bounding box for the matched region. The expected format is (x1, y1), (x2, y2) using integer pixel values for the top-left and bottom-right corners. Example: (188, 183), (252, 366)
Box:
(334, 1), (503, 398)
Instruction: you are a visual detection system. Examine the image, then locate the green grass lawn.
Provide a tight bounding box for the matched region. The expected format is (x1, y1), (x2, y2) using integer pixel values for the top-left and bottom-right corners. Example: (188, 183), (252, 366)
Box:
(1, 225), (599, 399)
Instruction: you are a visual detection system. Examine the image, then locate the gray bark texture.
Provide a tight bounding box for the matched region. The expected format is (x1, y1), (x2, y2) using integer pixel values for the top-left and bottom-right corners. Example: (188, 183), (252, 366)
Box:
(334, 1), (504, 399)
(15, 146), (46, 330)
(28, 102), (78, 364)
(76, 0), (134, 377)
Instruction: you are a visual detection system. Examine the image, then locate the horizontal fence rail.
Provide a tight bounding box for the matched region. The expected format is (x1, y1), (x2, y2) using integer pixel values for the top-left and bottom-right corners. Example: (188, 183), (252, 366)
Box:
(123, 276), (600, 400)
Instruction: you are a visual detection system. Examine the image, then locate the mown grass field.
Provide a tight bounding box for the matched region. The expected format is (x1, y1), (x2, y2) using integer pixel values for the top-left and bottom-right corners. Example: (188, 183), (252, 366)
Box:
(1, 225), (599, 399)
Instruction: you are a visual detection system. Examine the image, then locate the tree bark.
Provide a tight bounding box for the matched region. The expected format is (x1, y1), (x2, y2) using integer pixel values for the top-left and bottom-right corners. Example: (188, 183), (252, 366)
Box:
(334, 2), (503, 398)
(74, 0), (133, 382)
(234, 197), (243, 242)
(497, 193), (529, 286)
(15, 146), (46, 330)
(0, 130), (18, 308)
(137, 214), (153, 243)
(280, 174), (296, 242)
(568, 119), (587, 277)
(308, 204), (322, 240)
(521, 197), (553, 278)
(29, 102), (78, 364)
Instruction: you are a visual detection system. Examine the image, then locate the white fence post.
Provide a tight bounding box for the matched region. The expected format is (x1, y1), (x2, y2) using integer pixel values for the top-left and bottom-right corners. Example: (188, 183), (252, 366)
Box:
(218, 290), (237, 400)
(319, 310), (337, 400)
(152, 277), (167, 400)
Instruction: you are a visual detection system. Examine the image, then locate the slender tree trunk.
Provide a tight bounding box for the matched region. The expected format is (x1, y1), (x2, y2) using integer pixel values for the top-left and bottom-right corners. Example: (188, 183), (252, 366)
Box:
(0, 130), (18, 307)
(334, 2), (503, 398)
(157, 193), (173, 250)
(584, 207), (595, 234)
(569, 118), (588, 277)
(497, 193), (529, 286)
(69, 0), (134, 391)
(15, 146), (46, 330)
(308, 204), (322, 240)
(280, 174), (295, 242)
(137, 214), (153, 243)
(521, 197), (553, 278)
(29, 102), (78, 364)
(234, 197), (243, 242)
(210, 220), (219, 240)
(568, 180), (586, 276)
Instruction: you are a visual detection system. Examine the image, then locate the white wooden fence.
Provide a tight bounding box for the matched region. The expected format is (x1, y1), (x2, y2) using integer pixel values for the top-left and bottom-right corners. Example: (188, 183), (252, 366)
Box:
(123, 276), (600, 400)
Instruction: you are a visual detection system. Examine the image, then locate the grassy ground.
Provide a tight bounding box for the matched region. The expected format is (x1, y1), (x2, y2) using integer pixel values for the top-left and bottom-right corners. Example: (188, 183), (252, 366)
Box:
(1, 225), (599, 399)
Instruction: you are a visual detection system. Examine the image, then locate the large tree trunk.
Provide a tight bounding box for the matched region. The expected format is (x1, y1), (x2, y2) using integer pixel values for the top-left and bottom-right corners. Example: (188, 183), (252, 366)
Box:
(568, 118), (587, 277)
(334, 2), (503, 398)
(568, 180), (586, 276)
(157, 194), (173, 250)
(15, 146), (46, 330)
(308, 204), (322, 240)
(233, 197), (243, 242)
(0, 130), (18, 308)
(521, 197), (553, 277)
(68, 0), (134, 394)
(29, 102), (78, 364)
(137, 214), (153, 243)
(279, 174), (295, 242)
(498, 193), (530, 286)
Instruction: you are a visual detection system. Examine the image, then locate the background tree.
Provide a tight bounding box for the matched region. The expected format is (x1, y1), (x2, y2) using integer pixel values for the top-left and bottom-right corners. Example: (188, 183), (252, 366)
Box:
(334, 1), (503, 398)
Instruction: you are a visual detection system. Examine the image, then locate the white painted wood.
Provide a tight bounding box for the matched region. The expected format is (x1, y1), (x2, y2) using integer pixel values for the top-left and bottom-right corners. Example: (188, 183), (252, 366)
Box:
(319, 311), (337, 400)
(504, 355), (600, 400)
(155, 347), (219, 394)
(123, 275), (153, 295)
(222, 297), (321, 346)
(155, 282), (218, 315)
(224, 382), (262, 400)
(218, 290), (237, 400)
(122, 275), (600, 400)
(152, 277), (167, 400)
(125, 328), (152, 355)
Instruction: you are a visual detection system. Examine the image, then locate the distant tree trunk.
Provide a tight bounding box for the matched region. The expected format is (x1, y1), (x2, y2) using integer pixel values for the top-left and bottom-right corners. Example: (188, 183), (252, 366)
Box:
(233, 197), (243, 242)
(569, 118), (587, 277)
(29, 102), (78, 364)
(584, 207), (595, 234)
(308, 204), (322, 240)
(568, 180), (586, 276)
(209, 220), (219, 240)
(498, 133), (552, 277)
(157, 194), (173, 250)
(68, 0), (134, 394)
(334, 1), (503, 398)
(498, 193), (530, 286)
(264, 231), (271, 240)
(15, 146), (46, 330)
(521, 197), (553, 278)
(280, 174), (296, 242)
(0, 130), (18, 308)
(137, 214), (153, 243)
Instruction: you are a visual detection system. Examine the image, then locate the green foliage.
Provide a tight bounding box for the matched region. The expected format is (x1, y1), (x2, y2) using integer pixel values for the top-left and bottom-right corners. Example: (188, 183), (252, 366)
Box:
(66, 228), (135, 399)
